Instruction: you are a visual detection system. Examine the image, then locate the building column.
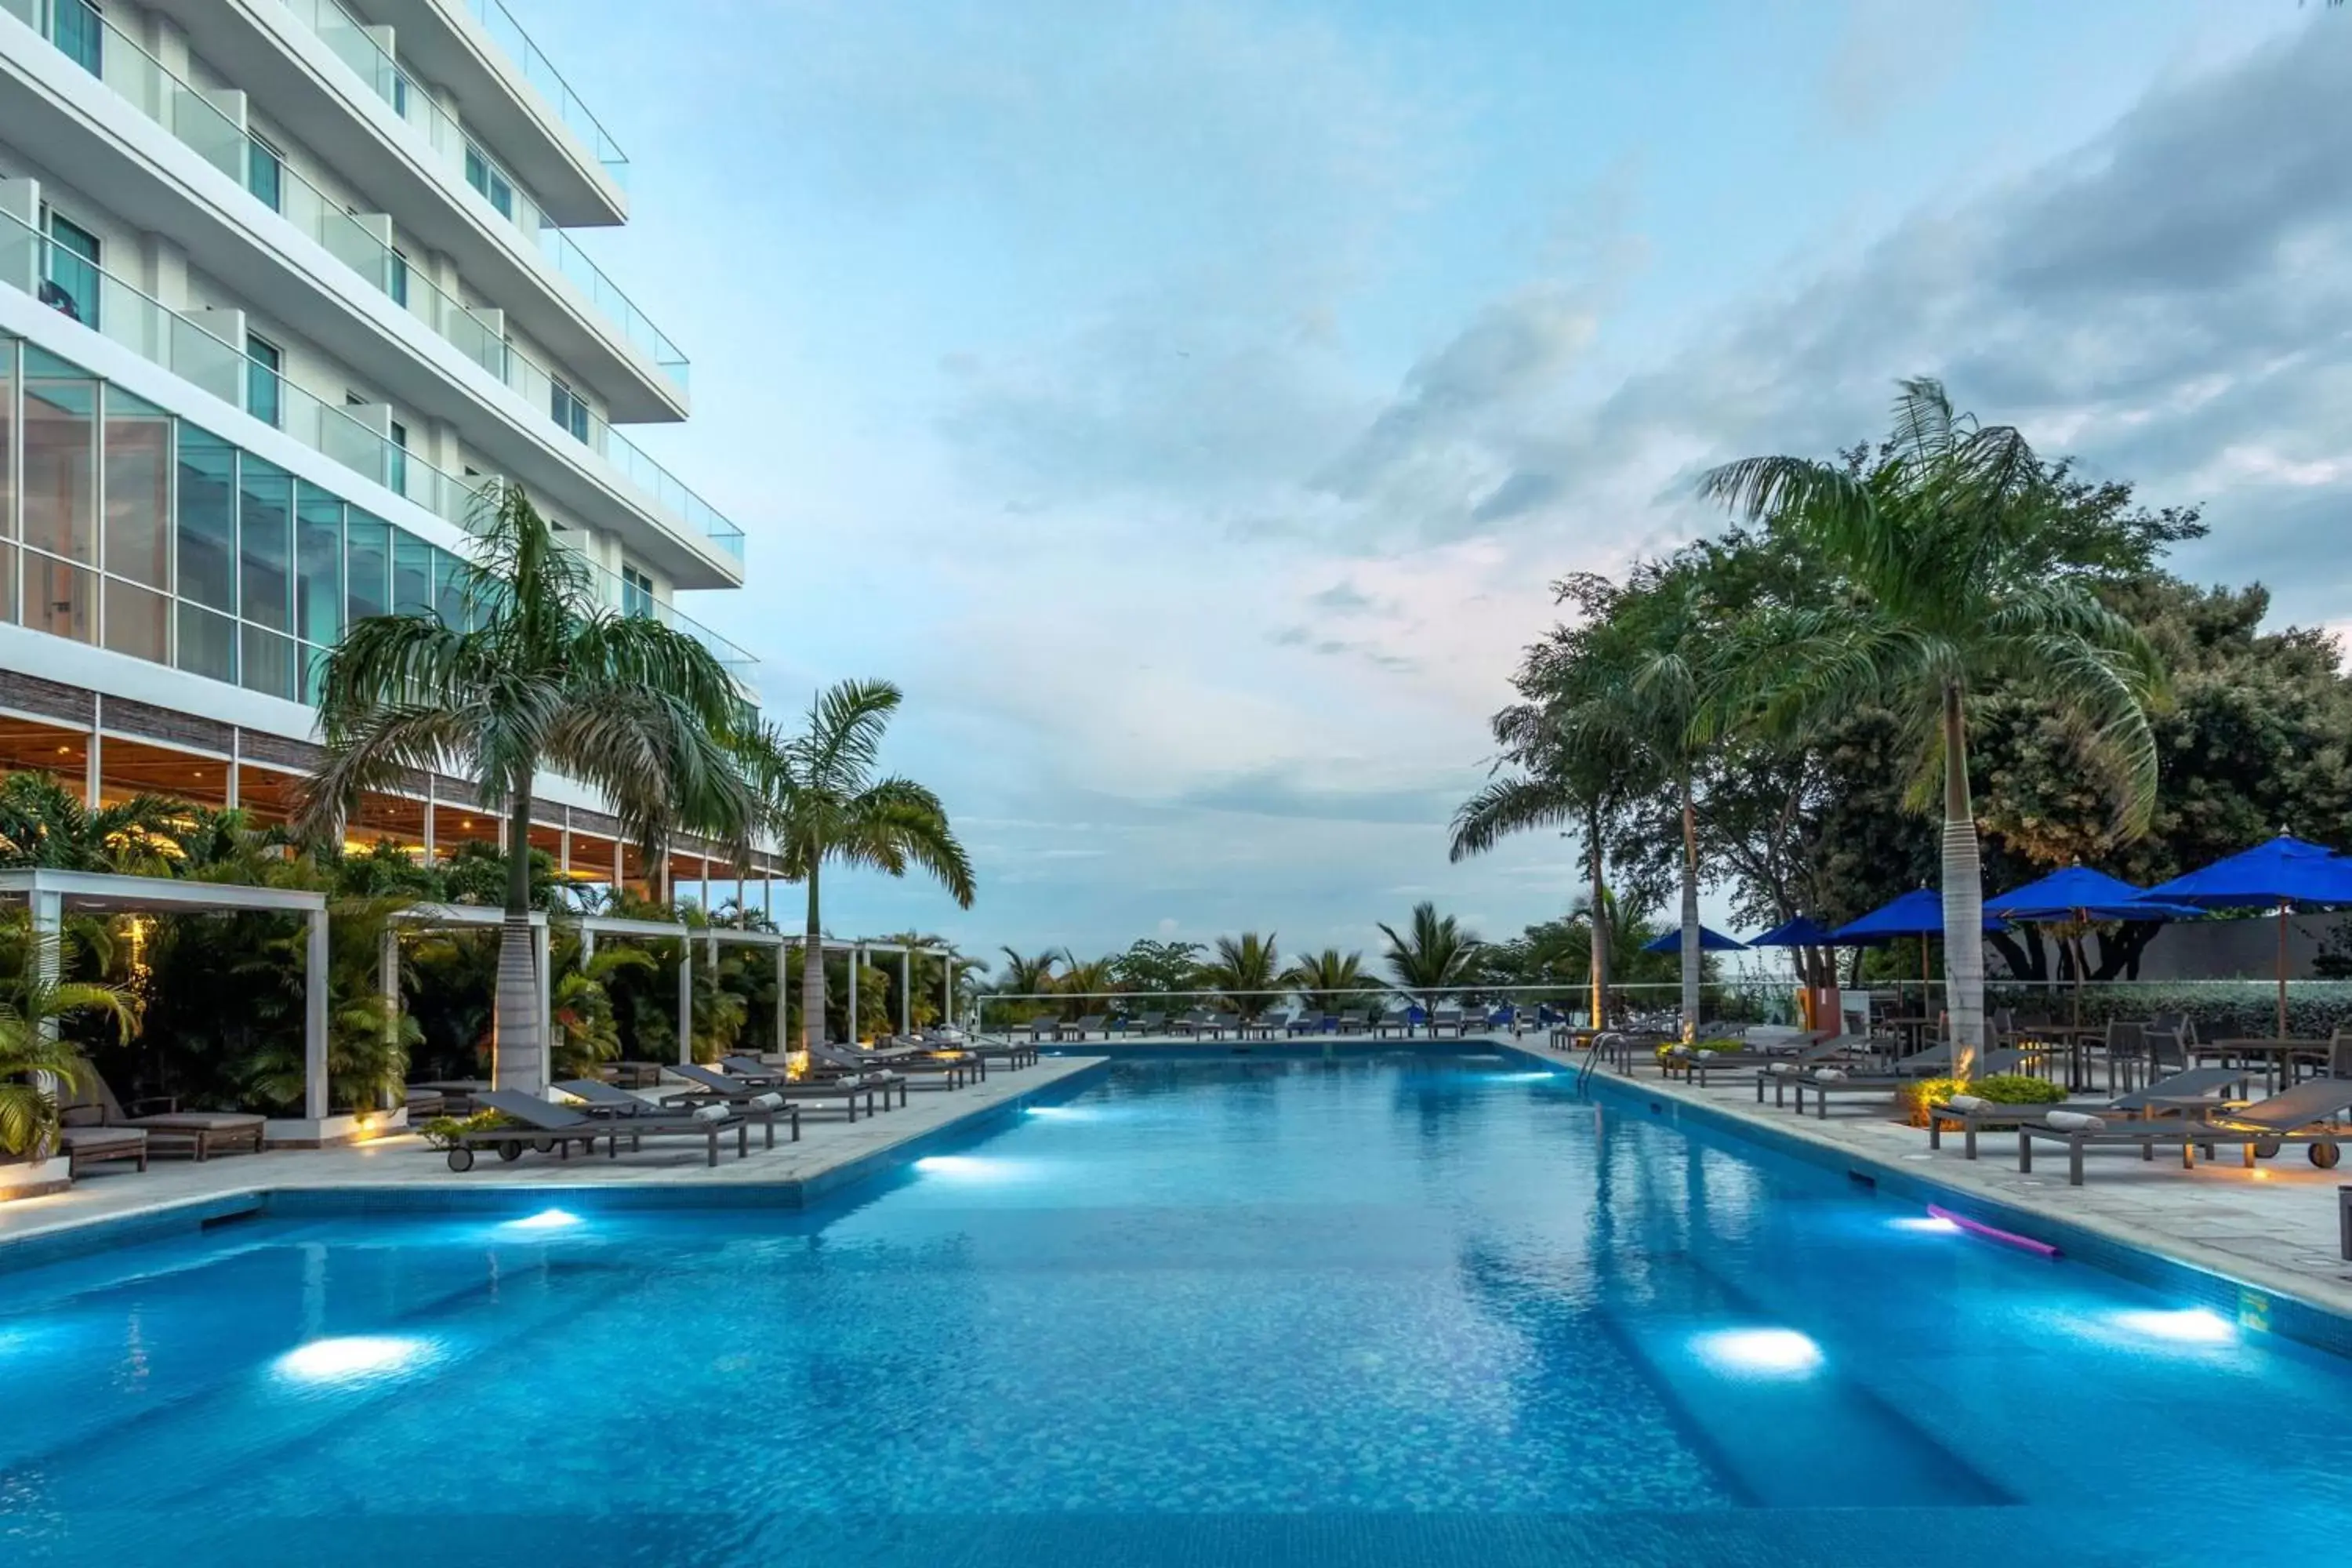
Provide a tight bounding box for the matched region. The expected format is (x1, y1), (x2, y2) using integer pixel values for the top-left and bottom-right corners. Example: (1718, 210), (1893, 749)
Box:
(612, 837), (624, 894)
(559, 808), (572, 878)
(304, 909), (330, 1121)
(676, 931), (693, 1065)
(226, 729), (241, 810)
(85, 696), (102, 808)
(421, 775), (436, 863)
(942, 956), (958, 1034)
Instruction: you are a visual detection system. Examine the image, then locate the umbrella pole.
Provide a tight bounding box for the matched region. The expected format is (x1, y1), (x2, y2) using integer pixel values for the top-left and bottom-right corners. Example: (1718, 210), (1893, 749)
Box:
(2278, 903), (2289, 1039)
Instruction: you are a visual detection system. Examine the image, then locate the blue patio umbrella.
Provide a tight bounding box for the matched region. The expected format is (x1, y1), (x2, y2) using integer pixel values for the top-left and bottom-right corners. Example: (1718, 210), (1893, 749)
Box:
(1985, 865), (2201, 1023)
(2141, 834), (2352, 1034)
(1748, 915), (1848, 949)
(1831, 889), (2009, 1015)
(1640, 924), (1748, 955)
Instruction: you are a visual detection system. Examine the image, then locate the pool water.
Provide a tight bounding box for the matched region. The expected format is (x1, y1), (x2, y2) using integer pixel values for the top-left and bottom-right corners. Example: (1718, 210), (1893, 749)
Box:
(3, 1051), (2348, 1566)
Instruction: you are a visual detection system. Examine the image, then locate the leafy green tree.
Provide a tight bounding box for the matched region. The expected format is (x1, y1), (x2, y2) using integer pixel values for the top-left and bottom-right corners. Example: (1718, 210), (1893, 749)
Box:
(740, 680), (975, 1051)
(1703, 379), (2169, 1073)
(0, 938), (139, 1156)
(0, 773), (187, 875)
(1057, 951), (1123, 1018)
(1281, 947), (1365, 1016)
(550, 938), (652, 1079)
(299, 483), (750, 1092)
(995, 947), (1062, 1022)
(1376, 902), (1482, 1015)
(1111, 938), (1204, 994)
(1200, 933), (1280, 1019)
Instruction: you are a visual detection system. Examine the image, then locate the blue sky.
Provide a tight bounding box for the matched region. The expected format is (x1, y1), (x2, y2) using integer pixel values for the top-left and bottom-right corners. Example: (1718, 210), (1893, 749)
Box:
(550, 0), (2342, 966)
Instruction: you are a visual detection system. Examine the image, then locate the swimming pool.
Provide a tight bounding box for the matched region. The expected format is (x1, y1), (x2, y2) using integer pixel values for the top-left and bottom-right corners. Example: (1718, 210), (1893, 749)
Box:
(2, 1050), (2347, 1566)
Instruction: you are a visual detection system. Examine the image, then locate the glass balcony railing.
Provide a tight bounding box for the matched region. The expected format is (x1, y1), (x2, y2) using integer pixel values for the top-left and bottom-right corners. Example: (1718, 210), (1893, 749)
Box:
(457, 0), (630, 188)
(272, 0), (691, 395)
(0, 205), (757, 683)
(16, 0), (742, 563)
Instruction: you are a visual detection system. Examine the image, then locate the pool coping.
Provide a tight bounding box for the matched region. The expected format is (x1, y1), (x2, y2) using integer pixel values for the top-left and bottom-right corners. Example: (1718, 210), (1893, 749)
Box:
(0, 1058), (1112, 1274)
(1507, 1040), (2352, 1362)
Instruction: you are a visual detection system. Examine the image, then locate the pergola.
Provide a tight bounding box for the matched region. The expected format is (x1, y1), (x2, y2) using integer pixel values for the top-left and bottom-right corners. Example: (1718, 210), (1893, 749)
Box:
(0, 869), (332, 1119)
(384, 904), (552, 1093)
(782, 938), (969, 1043)
(578, 916), (786, 1068)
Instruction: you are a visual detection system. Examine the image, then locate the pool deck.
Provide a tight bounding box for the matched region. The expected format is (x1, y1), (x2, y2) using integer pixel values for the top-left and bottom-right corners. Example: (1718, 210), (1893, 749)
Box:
(1568, 1046), (2352, 1322)
(0, 1054), (1105, 1253)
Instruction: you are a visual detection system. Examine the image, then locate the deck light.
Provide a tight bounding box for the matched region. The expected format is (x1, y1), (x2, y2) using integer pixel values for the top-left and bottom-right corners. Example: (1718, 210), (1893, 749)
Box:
(1691, 1327), (1824, 1377)
(277, 1336), (430, 1382)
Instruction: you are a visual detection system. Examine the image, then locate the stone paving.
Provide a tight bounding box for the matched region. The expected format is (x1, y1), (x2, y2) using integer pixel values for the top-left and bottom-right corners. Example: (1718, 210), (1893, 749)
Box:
(1577, 1048), (2352, 1316)
(0, 1054), (1104, 1249)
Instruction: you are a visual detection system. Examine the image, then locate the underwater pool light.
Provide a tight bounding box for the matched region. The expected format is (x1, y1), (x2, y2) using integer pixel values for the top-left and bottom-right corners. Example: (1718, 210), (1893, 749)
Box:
(2114, 1308), (2234, 1345)
(504, 1208), (582, 1232)
(276, 1336), (432, 1383)
(1889, 1215), (1963, 1235)
(1690, 1327), (1824, 1377)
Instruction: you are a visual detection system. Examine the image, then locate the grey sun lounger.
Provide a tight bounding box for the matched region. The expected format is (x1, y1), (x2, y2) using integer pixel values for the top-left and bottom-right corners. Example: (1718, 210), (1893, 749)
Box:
(60, 1072), (267, 1160)
(930, 1033), (1038, 1069)
(695, 1061), (898, 1120)
(557, 1078), (799, 1149)
(722, 1052), (914, 1107)
(811, 1042), (972, 1089)
(1788, 1048), (2029, 1118)
(1925, 1067), (2256, 1159)
(1748, 1033), (1886, 1101)
(449, 1090), (746, 1172)
(2018, 1077), (2352, 1185)
(59, 1125), (147, 1175)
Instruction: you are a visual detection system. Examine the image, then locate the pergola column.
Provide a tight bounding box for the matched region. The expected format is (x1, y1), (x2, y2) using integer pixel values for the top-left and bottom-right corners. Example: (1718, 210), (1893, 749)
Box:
(775, 942), (789, 1054)
(676, 931), (693, 1065)
(942, 956), (955, 1033)
(379, 927), (400, 1109)
(84, 698), (102, 809)
(304, 908), (329, 1120)
(900, 948), (913, 1036)
(532, 919), (552, 1094)
(848, 944), (861, 1046)
(31, 887), (61, 1039)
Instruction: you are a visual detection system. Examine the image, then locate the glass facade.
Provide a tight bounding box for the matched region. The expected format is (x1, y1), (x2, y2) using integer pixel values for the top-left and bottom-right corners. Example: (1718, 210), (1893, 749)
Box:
(0, 337), (485, 705)
(246, 138), (284, 213)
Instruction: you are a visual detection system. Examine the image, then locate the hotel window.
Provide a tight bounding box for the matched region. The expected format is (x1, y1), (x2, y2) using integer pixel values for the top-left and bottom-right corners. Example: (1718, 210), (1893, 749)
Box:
(622, 564), (655, 619)
(53, 0), (103, 77)
(39, 210), (101, 330)
(464, 145), (514, 220)
(102, 387), (172, 664)
(247, 136), (284, 213)
(389, 249), (410, 309)
(20, 352), (97, 644)
(387, 419), (409, 498)
(246, 335), (283, 430)
(550, 379), (590, 443)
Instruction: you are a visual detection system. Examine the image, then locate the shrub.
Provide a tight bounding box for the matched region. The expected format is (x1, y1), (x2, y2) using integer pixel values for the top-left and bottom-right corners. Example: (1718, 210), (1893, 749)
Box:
(416, 1109), (514, 1149)
(1899, 1071), (2066, 1127)
(1653, 1037), (1748, 1059)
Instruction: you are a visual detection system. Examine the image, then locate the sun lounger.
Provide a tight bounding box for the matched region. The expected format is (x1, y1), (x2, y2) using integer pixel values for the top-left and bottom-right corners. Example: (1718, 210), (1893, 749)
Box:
(60, 1071), (267, 1161)
(1126, 1011), (1167, 1036)
(812, 1042), (971, 1089)
(1025, 1016), (1062, 1044)
(2018, 1077), (2352, 1184)
(1746, 1033), (1878, 1100)
(557, 1078), (798, 1149)
(59, 1125), (147, 1175)
(1060, 1014), (1109, 1042)
(1285, 1011), (1328, 1036)
(699, 1059), (898, 1119)
(1429, 1007), (1465, 1037)
(1924, 1067), (2255, 1158)
(1788, 1048), (2028, 1118)
(448, 1090), (746, 1171)
(935, 1033), (1037, 1069)
(1370, 1007), (1411, 1037)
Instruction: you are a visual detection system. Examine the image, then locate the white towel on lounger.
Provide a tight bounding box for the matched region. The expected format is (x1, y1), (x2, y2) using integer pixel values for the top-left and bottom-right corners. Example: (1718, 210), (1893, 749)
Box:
(1947, 1094), (1991, 1112)
(2044, 1110), (2106, 1133)
(1812, 1068), (1846, 1081)
(750, 1091), (784, 1110)
(692, 1103), (731, 1123)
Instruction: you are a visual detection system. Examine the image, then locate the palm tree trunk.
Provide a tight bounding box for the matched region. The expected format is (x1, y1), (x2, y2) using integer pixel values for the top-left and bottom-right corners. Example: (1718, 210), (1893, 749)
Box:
(1679, 768), (1700, 1042)
(799, 854), (826, 1052)
(1939, 682), (1987, 1078)
(493, 779), (543, 1094)
(1587, 803), (1610, 1030)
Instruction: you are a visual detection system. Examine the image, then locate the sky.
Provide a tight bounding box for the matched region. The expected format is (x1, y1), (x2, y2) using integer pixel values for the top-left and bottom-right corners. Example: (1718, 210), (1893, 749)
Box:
(542, 0), (2348, 968)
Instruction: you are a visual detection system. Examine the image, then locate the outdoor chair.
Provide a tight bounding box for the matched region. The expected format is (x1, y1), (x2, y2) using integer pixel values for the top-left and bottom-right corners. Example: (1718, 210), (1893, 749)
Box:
(59, 1070), (267, 1161)
(1922, 1066), (2255, 1159)
(1786, 1047), (2028, 1119)
(693, 1061), (889, 1120)
(813, 1041), (971, 1090)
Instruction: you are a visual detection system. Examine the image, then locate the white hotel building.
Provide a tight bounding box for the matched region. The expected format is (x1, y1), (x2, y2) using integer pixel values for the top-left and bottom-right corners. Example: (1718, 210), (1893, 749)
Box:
(0, 0), (757, 887)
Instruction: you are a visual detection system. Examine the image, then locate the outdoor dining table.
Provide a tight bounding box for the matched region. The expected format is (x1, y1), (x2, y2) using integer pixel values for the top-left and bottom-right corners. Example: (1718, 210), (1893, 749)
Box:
(2192, 1038), (2330, 1097)
(1883, 1015), (1940, 1054)
(2016, 1025), (2107, 1091)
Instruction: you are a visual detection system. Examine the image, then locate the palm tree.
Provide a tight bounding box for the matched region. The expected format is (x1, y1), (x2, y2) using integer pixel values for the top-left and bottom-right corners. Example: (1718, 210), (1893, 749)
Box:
(1702, 378), (2168, 1075)
(550, 939), (653, 1080)
(1376, 902), (1481, 1018)
(995, 947), (1062, 1026)
(1058, 951), (1122, 1020)
(296, 482), (752, 1093)
(1200, 932), (1280, 1020)
(0, 941), (140, 1158)
(0, 772), (188, 874)
(1280, 947), (1365, 1018)
(740, 681), (975, 1052)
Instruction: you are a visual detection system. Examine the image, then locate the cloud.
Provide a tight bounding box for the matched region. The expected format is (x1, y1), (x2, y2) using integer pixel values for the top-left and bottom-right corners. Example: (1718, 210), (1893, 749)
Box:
(1817, 0), (1980, 135)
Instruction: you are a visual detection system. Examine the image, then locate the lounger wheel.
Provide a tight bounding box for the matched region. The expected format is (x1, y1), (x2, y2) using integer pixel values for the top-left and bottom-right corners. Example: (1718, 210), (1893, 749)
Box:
(531, 1136), (554, 1153)
(498, 1142), (524, 1163)
(2253, 1138), (2282, 1160)
(2311, 1142), (2342, 1169)
(447, 1147), (475, 1172)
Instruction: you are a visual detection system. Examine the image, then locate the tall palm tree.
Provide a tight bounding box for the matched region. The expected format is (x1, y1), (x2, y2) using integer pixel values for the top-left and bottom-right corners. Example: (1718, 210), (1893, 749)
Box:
(1058, 951), (1122, 1019)
(1376, 902), (1481, 1018)
(741, 681), (975, 1052)
(1703, 378), (2168, 1075)
(995, 947), (1062, 1026)
(0, 772), (187, 874)
(297, 482), (752, 1092)
(1200, 932), (1280, 1020)
(1279, 947), (1365, 1018)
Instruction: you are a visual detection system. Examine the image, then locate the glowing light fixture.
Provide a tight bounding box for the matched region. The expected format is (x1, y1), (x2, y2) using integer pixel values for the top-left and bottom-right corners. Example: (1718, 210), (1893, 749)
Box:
(2114, 1308), (2234, 1345)
(1690, 1327), (1824, 1377)
(276, 1336), (430, 1382)
(915, 1155), (985, 1174)
(504, 1207), (582, 1232)
(1890, 1215), (1962, 1235)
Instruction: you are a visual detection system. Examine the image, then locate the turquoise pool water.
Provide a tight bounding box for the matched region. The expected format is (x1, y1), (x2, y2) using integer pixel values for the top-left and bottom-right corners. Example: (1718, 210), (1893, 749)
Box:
(2, 1051), (2347, 1566)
